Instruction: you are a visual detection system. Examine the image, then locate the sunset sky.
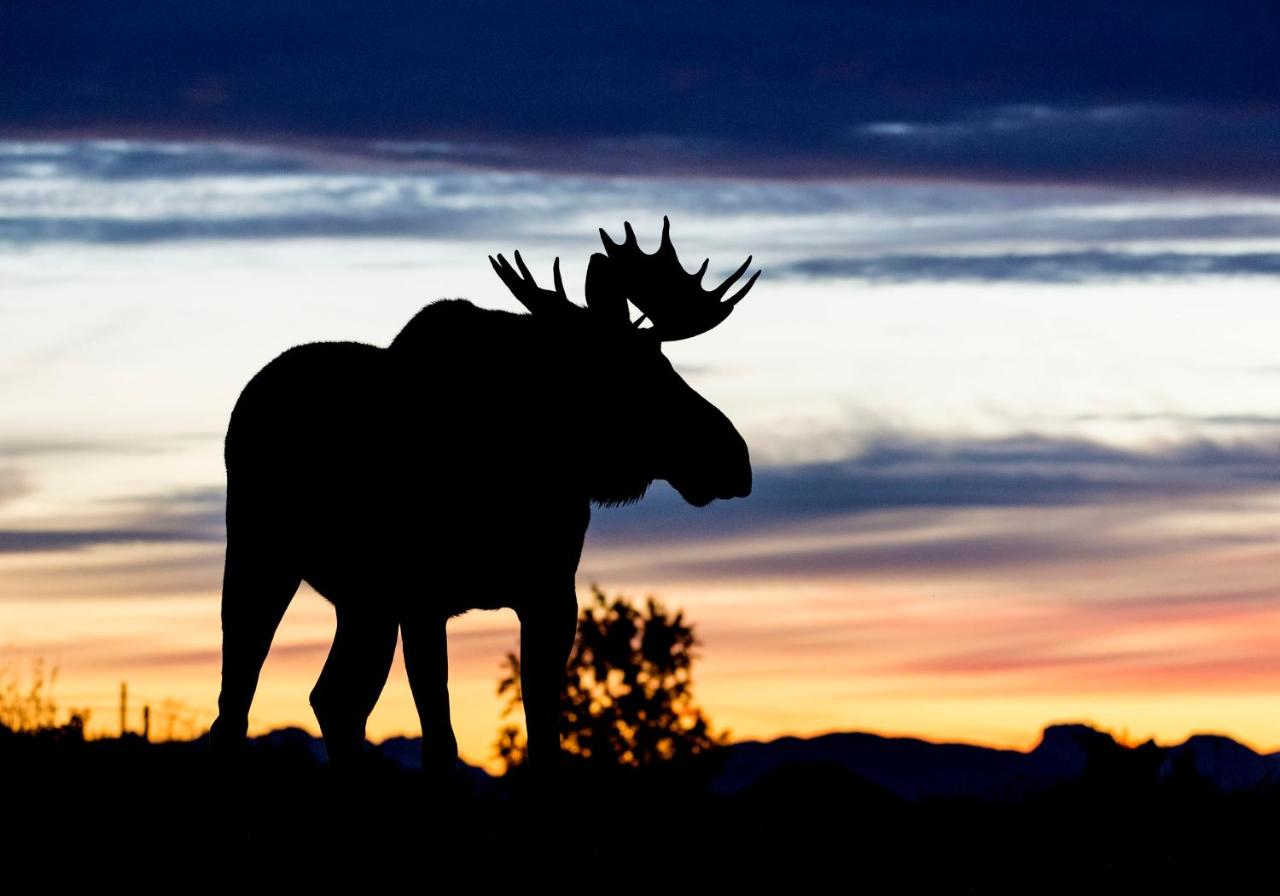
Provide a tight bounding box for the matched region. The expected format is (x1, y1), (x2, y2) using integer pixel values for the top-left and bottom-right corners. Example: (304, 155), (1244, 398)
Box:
(3, 2), (1279, 768)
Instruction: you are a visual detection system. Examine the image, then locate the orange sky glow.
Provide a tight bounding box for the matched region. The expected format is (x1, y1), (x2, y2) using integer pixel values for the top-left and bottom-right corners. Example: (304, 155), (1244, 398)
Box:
(5, 496), (1278, 772)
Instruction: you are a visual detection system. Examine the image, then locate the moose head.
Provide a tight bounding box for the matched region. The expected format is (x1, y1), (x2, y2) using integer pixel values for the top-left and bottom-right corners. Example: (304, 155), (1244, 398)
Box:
(489, 218), (757, 508)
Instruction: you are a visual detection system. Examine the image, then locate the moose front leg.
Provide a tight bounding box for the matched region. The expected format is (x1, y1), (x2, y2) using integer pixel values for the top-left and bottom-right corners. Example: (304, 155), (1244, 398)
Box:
(401, 611), (459, 776)
(517, 592), (579, 768)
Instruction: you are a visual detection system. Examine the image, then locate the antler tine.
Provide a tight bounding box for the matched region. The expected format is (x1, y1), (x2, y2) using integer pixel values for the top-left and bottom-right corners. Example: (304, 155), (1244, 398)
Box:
(707, 255), (753, 301)
(552, 256), (566, 297)
(724, 268), (761, 306)
(595, 217), (759, 340)
(513, 249), (534, 282)
(490, 249), (578, 316)
(488, 253), (515, 287)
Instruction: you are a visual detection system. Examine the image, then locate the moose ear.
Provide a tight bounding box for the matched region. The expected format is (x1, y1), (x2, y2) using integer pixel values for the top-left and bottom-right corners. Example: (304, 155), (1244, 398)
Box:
(584, 252), (630, 325)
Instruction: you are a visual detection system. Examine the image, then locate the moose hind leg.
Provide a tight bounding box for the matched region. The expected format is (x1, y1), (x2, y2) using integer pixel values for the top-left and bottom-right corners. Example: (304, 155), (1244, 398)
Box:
(310, 604), (398, 766)
(211, 537), (301, 753)
(402, 612), (458, 775)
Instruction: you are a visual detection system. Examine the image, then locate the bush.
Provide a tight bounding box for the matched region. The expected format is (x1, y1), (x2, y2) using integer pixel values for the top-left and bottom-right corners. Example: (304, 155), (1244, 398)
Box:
(496, 585), (725, 772)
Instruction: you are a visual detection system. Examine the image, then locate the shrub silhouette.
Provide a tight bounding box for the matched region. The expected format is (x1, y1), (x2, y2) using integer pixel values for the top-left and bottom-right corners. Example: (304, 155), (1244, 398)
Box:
(0, 656), (68, 733)
(496, 586), (725, 771)
(0, 655), (90, 742)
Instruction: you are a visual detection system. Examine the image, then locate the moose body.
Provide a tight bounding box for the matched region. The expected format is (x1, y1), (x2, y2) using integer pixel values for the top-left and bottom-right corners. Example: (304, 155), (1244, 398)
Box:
(210, 220), (757, 771)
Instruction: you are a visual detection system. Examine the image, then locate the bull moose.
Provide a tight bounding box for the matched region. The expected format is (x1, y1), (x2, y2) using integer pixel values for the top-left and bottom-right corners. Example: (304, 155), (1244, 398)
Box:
(208, 218), (758, 773)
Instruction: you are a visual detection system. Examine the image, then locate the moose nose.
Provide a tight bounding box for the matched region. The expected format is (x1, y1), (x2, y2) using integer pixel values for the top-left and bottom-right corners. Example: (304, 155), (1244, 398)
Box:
(723, 444), (752, 498)
(725, 435), (752, 498)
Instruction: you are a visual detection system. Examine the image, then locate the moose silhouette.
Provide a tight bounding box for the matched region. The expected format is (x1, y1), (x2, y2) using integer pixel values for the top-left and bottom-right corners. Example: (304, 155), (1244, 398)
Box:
(208, 218), (758, 772)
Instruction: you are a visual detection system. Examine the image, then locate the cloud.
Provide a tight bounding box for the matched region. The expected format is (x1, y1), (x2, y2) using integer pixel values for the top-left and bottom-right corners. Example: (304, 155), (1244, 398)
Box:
(783, 251), (1280, 283)
(6, 431), (1276, 559)
(7, 430), (1278, 620)
(0, 438), (137, 460)
(0, 432), (219, 460)
(7, 141), (1280, 269)
(118, 640), (325, 669)
(873, 570), (1280, 697)
(0, 528), (217, 554)
(0, 309), (149, 384)
(0, 214), (504, 246)
(3, 2), (1279, 188)
(0, 469), (28, 509)
(0, 438), (223, 560)
(840, 104), (1280, 187)
(588, 433), (1280, 546)
(1071, 413), (1280, 428)
(0, 487), (224, 555)
(581, 432), (1280, 585)
(629, 526), (1152, 582)
(0, 140), (309, 181)
(586, 499), (1278, 584)
(2, 549), (226, 599)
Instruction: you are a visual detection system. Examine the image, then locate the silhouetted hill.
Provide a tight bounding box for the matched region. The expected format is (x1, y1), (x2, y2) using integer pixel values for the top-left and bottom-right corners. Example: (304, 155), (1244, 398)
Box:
(706, 722), (1278, 800)
(25, 719), (1266, 803)
(1160, 734), (1280, 792)
(253, 725), (328, 763)
(223, 720), (1280, 799)
(377, 734), (498, 795)
(712, 730), (1024, 800)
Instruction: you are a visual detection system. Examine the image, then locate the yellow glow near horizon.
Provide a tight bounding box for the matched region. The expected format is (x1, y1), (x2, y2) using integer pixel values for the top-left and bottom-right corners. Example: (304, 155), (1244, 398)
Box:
(6, 497), (1279, 775)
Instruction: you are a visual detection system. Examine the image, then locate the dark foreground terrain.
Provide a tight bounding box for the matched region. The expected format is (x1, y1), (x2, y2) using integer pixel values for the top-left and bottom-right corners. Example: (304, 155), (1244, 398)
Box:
(5, 723), (1273, 887)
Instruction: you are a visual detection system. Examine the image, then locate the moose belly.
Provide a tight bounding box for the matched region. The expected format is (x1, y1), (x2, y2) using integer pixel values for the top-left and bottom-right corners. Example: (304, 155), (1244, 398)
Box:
(295, 492), (589, 616)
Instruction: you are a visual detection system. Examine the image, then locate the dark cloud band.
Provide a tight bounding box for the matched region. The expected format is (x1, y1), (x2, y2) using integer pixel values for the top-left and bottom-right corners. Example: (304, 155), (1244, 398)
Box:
(5, 434), (1277, 556)
(3, 1), (1278, 188)
(785, 251), (1280, 283)
(588, 434), (1280, 545)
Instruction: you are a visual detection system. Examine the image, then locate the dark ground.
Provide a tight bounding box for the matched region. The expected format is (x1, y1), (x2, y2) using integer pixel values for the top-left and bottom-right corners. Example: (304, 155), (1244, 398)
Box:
(3, 726), (1272, 888)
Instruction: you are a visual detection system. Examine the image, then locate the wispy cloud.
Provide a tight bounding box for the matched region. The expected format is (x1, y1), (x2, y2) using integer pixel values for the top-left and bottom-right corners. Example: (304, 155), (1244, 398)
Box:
(0, 433), (219, 460)
(7, 143), (1280, 292)
(5, 432), (1275, 563)
(590, 433), (1280, 546)
(0, 470), (27, 509)
(0, 309), (147, 384)
(0, 487), (223, 555)
(1071, 412), (1280, 428)
(785, 252), (1280, 283)
(0, 528), (216, 554)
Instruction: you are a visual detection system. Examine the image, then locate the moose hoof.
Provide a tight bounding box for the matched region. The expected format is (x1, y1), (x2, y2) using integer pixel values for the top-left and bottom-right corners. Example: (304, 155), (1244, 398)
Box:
(208, 716), (248, 755)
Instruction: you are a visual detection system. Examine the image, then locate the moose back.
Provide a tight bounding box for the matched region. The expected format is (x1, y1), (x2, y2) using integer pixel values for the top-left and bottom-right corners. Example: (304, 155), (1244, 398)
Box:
(209, 219), (758, 771)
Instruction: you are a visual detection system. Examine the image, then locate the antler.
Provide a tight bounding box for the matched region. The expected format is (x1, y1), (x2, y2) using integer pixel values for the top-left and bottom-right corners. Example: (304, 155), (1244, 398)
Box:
(595, 216), (759, 341)
(489, 250), (580, 316)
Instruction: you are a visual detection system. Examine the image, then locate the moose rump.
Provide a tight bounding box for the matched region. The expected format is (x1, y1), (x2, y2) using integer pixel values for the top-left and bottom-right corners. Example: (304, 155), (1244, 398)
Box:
(214, 306), (591, 766)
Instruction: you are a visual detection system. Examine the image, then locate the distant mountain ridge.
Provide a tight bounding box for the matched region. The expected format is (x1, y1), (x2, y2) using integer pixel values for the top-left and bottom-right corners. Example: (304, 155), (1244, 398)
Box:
(713, 723), (1280, 800)
(245, 722), (1280, 800)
